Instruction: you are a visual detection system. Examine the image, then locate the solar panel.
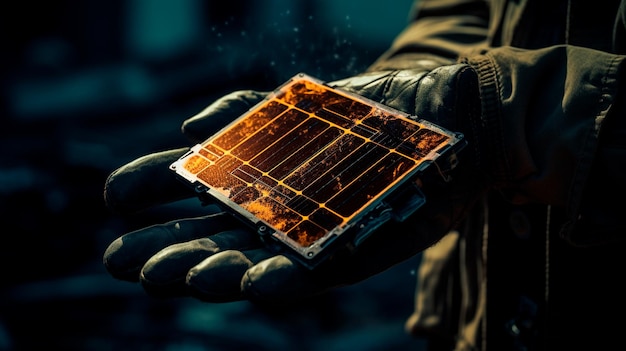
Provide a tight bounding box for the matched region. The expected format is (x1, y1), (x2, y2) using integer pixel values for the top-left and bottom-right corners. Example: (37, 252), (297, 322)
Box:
(169, 73), (466, 269)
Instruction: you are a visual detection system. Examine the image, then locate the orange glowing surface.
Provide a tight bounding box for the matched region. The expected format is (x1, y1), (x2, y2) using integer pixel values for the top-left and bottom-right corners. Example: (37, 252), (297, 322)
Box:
(171, 73), (461, 255)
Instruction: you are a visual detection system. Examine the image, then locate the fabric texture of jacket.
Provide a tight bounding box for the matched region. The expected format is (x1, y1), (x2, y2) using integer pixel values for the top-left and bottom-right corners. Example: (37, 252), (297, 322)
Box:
(366, 0), (626, 350)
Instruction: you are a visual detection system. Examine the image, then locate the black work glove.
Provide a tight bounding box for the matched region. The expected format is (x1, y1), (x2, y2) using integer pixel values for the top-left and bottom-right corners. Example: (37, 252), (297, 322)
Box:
(103, 66), (489, 304)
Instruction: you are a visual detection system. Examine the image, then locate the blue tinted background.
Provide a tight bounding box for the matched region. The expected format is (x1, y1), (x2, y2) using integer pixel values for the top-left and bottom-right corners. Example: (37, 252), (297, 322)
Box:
(0, 1), (428, 350)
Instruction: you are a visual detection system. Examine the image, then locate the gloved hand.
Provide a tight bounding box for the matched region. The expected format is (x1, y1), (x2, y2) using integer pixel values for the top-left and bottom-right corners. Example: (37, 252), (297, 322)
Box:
(103, 66), (491, 304)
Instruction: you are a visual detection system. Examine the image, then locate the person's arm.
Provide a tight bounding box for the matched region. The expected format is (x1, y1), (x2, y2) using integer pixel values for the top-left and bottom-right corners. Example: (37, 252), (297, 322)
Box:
(369, 0), (490, 71)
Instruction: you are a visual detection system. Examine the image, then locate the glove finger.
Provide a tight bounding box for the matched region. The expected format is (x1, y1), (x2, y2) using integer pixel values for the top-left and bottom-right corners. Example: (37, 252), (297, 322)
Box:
(241, 255), (324, 305)
(186, 248), (275, 302)
(139, 227), (261, 298)
(103, 211), (243, 281)
(187, 250), (324, 304)
(104, 147), (192, 214)
(181, 90), (268, 144)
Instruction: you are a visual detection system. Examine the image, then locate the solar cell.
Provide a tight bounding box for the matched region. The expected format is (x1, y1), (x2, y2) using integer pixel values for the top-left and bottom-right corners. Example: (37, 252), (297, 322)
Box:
(170, 73), (465, 269)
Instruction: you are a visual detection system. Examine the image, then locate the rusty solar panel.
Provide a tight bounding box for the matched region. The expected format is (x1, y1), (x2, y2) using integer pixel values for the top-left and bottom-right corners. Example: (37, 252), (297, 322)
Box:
(170, 73), (464, 268)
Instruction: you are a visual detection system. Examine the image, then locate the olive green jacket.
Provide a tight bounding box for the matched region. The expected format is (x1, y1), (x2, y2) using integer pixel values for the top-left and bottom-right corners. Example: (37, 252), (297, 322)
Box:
(372, 0), (626, 246)
(368, 1), (626, 350)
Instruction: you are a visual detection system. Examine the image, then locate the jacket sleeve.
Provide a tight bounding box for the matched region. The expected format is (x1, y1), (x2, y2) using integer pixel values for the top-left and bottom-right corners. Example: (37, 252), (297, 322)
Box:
(369, 0), (626, 245)
(461, 46), (626, 246)
(368, 0), (490, 71)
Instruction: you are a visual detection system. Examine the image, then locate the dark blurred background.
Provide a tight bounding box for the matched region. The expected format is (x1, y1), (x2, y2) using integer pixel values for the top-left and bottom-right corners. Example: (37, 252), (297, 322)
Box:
(0, 1), (428, 350)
